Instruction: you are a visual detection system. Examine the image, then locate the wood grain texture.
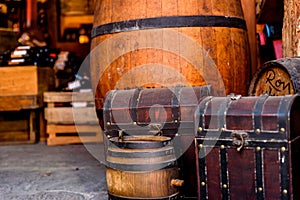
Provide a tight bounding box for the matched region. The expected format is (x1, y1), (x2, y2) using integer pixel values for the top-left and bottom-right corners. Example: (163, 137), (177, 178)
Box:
(283, 0), (300, 57)
(105, 135), (179, 198)
(249, 52), (300, 96)
(91, 0), (251, 108)
(0, 110), (36, 144)
(0, 95), (42, 111)
(106, 167), (179, 198)
(47, 124), (103, 146)
(0, 66), (54, 96)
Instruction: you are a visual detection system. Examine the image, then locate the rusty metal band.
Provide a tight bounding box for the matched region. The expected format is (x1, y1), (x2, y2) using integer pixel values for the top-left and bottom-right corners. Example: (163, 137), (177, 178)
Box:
(92, 15), (247, 38)
(220, 148), (229, 200)
(255, 149), (264, 200)
(253, 94), (269, 131)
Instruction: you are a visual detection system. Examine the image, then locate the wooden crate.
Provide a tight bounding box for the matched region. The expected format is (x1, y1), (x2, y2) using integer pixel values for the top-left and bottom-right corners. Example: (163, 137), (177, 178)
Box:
(44, 91), (102, 146)
(0, 66), (54, 144)
(0, 66), (54, 96)
(0, 110), (37, 145)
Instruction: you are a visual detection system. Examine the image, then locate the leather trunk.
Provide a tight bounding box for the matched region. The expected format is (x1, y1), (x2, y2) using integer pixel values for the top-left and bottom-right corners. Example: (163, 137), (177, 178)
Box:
(195, 94), (300, 200)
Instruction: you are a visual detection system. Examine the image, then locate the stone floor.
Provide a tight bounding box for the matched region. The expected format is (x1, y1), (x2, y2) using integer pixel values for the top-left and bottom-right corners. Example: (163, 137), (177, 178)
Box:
(0, 142), (108, 200)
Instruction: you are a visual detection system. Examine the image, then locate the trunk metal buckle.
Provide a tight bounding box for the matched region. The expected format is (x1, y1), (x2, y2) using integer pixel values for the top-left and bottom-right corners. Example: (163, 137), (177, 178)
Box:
(231, 131), (249, 152)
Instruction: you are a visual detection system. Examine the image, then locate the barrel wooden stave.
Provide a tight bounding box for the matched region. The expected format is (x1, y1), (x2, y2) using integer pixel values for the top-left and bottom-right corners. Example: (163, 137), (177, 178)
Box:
(106, 167), (179, 199)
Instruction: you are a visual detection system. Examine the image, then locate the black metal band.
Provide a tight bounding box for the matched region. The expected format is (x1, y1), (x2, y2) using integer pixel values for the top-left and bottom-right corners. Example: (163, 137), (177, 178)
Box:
(195, 96), (213, 137)
(280, 146), (289, 200)
(220, 148), (229, 200)
(109, 193), (179, 200)
(198, 145), (207, 200)
(255, 149), (264, 200)
(218, 95), (235, 130)
(130, 88), (142, 123)
(104, 90), (117, 128)
(108, 136), (171, 149)
(92, 15), (247, 38)
(171, 86), (181, 122)
(107, 146), (174, 158)
(106, 160), (176, 172)
(253, 94), (269, 131)
(277, 95), (294, 133)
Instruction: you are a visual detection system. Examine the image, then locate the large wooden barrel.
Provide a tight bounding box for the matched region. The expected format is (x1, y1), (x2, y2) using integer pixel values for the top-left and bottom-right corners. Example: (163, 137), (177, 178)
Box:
(91, 0), (251, 110)
(106, 135), (182, 199)
(248, 57), (300, 96)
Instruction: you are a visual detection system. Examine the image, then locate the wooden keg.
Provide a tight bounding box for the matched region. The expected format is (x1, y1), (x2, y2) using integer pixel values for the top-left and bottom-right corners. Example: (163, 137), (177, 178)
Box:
(248, 57), (300, 96)
(91, 0), (251, 110)
(106, 135), (182, 199)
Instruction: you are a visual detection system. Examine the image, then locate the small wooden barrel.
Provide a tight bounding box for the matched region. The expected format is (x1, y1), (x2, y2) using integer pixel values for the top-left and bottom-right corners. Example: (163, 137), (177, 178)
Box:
(106, 135), (182, 199)
(248, 57), (300, 96)
(91, 0), (251, 110)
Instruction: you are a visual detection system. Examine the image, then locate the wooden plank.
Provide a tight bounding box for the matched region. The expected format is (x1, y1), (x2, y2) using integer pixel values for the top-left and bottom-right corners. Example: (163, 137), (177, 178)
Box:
(282, 0), (300, 57)
(0, 120), (28, 132)
(0, 66), (38, 95)
(0, 95), (42, 111)
(43, 91), (94, 103)
(47, 124), (103, 146)
(241, 0), (257, 75)
(45, 107), (98, 124)
(0, 131), (29, 141)
(0, 66), (54, 96)
(0, 110), (36, 144)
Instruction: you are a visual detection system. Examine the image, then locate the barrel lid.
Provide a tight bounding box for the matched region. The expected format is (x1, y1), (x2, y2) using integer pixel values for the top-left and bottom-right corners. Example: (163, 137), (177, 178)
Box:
(249, 58), (300, 96)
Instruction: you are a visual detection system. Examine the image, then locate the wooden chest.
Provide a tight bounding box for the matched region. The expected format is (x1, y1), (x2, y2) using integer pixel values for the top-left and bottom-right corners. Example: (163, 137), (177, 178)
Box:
(103, 85), (212, 138)
(195, 94), (300, 199)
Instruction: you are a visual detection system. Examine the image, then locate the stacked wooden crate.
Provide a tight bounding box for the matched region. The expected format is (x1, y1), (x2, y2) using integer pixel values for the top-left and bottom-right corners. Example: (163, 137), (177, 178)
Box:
(44, 91), (102, 146)
(0, 66), (54, 144)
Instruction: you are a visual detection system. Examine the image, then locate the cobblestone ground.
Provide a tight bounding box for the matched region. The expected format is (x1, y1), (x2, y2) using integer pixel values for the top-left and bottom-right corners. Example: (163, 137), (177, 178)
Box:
(0, 143), (108, 200)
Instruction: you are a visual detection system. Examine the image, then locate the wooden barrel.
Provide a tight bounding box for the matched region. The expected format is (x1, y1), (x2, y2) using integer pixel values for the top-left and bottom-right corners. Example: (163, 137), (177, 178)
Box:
(91, 0), (251, 110)
(106, 135), (182, 199)
(248, 57), (300, 96)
